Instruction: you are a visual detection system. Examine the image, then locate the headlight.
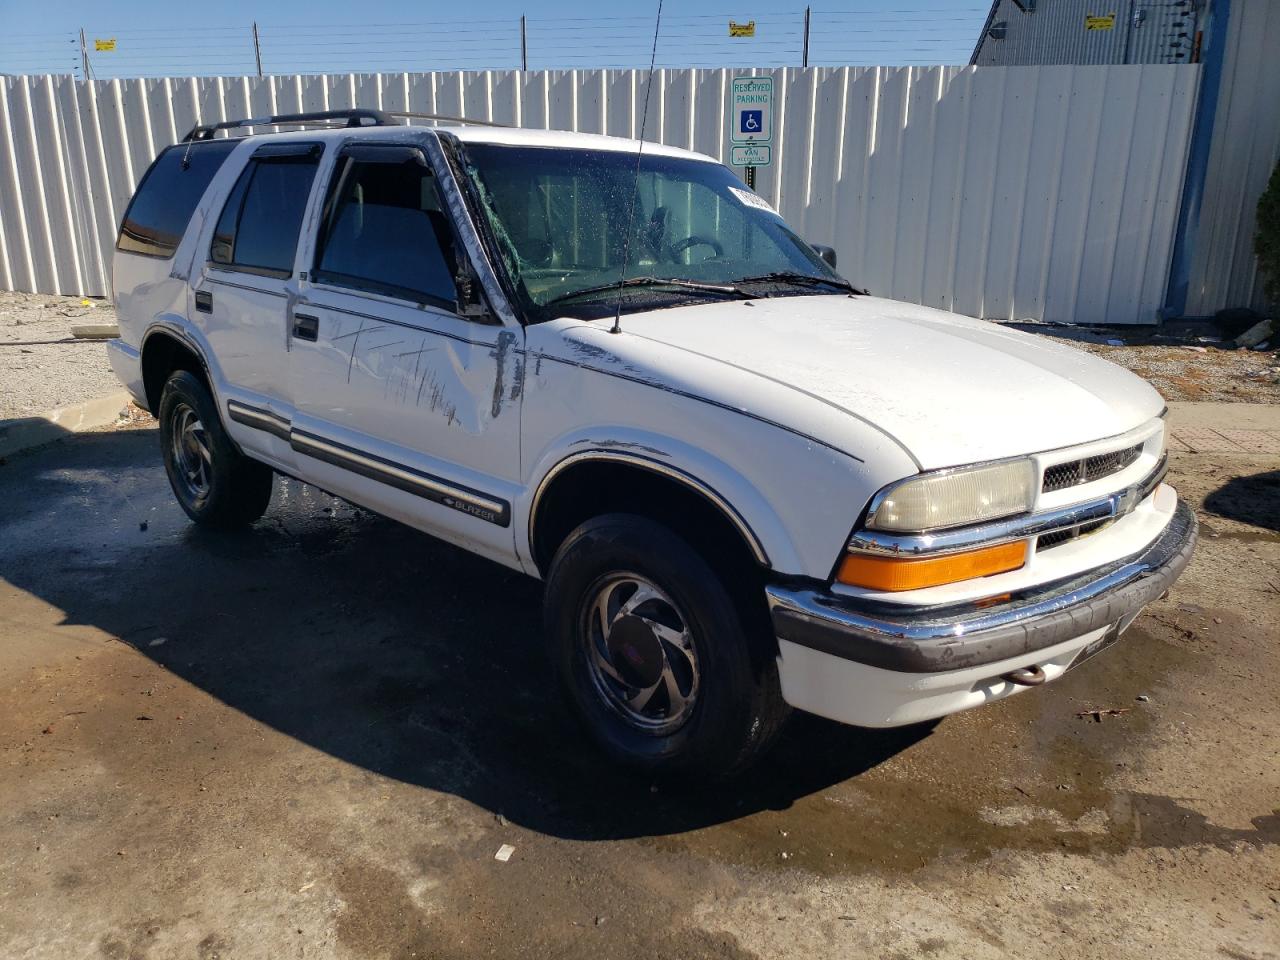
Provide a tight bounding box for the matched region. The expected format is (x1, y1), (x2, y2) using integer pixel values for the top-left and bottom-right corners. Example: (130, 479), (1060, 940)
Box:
(866, 459), (1035, 533)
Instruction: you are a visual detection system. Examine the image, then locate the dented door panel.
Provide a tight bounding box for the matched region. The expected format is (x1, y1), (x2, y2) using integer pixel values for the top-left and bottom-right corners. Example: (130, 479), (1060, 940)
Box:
(289, 286), (524, 565)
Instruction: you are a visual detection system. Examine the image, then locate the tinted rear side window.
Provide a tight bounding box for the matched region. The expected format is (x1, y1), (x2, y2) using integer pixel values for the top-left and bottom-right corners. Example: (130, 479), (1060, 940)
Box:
(210, 154), (319, 278)
(116, 140), (239, 259)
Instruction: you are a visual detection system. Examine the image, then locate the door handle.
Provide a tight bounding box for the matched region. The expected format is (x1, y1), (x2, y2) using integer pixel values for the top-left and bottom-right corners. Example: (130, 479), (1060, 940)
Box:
(194, 290), (213, 313)
(292, 313), (319, 341)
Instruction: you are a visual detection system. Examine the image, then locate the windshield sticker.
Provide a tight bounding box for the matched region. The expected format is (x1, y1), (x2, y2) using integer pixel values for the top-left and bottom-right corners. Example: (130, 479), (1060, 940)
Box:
(729, 186), (776, 215)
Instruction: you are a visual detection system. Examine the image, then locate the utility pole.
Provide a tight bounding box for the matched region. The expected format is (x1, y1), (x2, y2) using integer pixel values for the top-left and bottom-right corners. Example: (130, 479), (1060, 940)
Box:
(79, 28), (90, 81)
(802, 6), (811, 68)
(520, 16), (528, 71)
(252, 22), (263, 77)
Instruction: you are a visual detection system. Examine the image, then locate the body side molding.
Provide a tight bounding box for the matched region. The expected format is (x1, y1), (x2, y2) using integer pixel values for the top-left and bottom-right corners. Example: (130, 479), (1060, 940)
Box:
(226, 399), (511, 526)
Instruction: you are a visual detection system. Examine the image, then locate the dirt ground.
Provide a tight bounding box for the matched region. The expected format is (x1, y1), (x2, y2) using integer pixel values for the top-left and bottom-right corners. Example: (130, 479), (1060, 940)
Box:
(0, 405), (1276, 960)
(1043, 338), (1280, 404)
(995, 317), (1280, 405)
(0, 292), (120, 419)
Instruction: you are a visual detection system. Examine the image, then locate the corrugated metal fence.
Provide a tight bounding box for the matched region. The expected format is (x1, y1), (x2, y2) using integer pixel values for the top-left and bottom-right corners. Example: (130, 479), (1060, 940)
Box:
(0, 64), (1198, 325)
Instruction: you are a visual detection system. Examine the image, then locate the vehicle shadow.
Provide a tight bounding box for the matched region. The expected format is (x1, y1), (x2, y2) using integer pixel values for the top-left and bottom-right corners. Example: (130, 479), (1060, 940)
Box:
(1203, 469), (1280, 533)
(0, 427), (932, 842)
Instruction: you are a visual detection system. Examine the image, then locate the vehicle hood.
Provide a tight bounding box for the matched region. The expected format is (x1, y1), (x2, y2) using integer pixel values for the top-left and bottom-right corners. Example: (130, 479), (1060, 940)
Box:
(608, 295), (1165, 470)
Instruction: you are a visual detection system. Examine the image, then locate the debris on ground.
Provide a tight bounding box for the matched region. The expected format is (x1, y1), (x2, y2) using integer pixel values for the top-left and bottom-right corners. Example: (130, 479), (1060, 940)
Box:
(494, 844), (515, 862)
(1234, 316), (1276, 350)
(69, 323), (120, 340)
(1001, 318), (1280, 402)
(1076, 708), (1131, 722)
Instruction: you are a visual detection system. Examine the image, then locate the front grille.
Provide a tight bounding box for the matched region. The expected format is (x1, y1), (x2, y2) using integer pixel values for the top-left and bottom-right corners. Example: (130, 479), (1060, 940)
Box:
(1042, 442), (1143, 493)
(1035, 518), (1109, 552)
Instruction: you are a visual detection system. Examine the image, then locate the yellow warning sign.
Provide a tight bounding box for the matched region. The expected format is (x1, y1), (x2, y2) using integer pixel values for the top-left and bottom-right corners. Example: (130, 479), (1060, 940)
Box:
(94, 38), (117, 51)
(729, 20), (756, 38)
(1085, 14), (1116, 30)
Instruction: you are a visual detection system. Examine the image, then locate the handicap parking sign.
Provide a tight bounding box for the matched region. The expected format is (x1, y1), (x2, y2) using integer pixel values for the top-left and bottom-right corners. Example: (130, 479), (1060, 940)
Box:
(730, 76), (772, 145)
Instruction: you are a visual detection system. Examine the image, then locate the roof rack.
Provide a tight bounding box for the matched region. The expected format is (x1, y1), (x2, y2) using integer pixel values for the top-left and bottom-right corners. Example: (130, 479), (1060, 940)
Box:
(181, 108), (393, 142)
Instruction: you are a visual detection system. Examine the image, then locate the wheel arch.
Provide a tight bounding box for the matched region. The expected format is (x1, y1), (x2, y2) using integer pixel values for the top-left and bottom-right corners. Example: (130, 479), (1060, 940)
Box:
(527, 449), (783, 579)
(140, 324), (213, 415)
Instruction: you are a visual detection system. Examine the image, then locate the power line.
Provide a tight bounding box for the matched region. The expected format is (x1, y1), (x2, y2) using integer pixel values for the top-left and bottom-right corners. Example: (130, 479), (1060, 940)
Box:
(3, 6), (991, 77)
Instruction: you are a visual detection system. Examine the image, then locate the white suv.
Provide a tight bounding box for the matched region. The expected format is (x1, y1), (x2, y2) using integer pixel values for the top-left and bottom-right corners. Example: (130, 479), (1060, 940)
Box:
(108, 109), (1196, 776)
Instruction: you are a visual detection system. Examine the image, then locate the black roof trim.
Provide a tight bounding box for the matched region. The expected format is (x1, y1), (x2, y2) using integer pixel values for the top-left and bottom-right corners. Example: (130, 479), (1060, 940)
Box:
(181, 108), (392, 142)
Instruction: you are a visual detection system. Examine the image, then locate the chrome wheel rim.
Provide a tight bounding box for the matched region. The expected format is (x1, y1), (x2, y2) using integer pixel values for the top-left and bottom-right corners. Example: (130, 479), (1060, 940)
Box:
(170, 403), (213, 502)
(581, 573), (700, 736)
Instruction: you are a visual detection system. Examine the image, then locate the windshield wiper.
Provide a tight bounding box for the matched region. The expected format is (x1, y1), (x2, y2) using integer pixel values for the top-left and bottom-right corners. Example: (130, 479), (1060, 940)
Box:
(734, 271), (861, 294)
(544, 276), (751, 308)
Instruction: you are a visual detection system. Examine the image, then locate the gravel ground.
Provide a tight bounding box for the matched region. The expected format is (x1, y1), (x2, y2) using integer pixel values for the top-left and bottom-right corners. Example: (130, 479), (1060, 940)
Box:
(0, 292), (120, 420)
(1020, 323), (1280, 404)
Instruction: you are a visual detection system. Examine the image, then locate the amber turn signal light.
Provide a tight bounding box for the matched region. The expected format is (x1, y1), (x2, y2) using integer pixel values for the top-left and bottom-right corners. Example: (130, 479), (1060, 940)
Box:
(836, 540), (1027, 592)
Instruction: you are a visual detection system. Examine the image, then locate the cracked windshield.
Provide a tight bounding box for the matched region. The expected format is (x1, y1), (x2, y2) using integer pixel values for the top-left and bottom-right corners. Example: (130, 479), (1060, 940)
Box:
(462, 144), (845, 319)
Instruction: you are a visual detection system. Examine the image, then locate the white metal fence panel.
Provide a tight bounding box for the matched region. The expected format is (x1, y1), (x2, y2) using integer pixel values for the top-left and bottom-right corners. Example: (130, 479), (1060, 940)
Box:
(0, 65), (1198, 325)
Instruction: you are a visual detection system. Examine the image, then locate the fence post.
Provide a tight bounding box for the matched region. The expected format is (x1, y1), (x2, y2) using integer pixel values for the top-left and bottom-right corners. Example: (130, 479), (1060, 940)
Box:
(802, 6), (811, 68)
(252, 22), (263, 77)
(79, 29), (90, 81)
(520, 16), (528, 71)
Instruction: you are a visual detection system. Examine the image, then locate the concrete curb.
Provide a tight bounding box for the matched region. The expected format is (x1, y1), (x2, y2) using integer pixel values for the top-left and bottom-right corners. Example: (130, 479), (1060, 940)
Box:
(0, 391), (134, 459)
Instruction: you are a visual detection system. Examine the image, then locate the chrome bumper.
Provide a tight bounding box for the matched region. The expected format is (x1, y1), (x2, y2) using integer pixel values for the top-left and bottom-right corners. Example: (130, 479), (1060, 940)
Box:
(766, 500), (1197, 674)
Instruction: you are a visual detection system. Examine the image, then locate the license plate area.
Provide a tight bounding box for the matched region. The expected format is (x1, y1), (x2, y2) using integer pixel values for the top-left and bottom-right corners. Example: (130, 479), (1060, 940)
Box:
(1068, 622), (1122, 671)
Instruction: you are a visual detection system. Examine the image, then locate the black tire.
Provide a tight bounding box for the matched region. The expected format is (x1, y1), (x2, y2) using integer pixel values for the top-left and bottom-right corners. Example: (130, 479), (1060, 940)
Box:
(544, 513), (788, 778)
(158, 370), (274, 528)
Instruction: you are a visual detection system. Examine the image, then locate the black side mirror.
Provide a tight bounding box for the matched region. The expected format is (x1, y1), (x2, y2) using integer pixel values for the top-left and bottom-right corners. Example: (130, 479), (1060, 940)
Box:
(811, 244), (837, 269)
(455, 261), (492, 321)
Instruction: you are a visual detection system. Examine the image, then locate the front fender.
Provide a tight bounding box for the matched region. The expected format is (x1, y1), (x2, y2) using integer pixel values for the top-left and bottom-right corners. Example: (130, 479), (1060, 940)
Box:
(519, 424), (871, 578)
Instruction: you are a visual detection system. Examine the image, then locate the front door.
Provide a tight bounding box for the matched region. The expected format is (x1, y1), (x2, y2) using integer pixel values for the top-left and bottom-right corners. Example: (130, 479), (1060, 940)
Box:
(288, 140), (523, 565)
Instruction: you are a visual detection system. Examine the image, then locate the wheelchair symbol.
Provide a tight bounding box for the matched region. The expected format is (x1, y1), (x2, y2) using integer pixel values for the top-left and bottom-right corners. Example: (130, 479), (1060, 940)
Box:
(740, 110), (763, 134)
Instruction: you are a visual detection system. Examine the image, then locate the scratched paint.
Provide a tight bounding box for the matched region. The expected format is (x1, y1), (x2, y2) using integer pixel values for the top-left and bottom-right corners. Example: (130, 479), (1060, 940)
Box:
(490, 331), (517, 419)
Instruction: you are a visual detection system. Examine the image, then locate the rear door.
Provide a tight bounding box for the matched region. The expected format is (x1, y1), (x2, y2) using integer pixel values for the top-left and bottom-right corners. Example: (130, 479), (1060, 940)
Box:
(287, 139), (523, 565)
(194, 142), (322, 469)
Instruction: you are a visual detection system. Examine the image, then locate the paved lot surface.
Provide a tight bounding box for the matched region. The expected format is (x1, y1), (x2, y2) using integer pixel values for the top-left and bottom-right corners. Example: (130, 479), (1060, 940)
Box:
(0, 411), (1277, 960)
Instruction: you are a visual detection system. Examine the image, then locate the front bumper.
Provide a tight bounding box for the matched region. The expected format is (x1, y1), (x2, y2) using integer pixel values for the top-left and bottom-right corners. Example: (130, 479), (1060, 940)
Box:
(766, 500), (1197, 727)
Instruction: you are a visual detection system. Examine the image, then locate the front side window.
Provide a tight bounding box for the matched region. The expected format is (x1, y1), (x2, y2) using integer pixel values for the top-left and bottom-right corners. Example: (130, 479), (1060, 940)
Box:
(459, 144), (845, 323)
(210, 148), (320, 278)
(117, 140), (239, 259)
(313, 149), (459, 308)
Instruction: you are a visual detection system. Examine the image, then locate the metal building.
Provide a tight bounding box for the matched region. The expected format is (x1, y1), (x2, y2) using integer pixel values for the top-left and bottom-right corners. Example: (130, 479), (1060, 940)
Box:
(972, 0), (1280, 317)
(972, 0), (1200, 66)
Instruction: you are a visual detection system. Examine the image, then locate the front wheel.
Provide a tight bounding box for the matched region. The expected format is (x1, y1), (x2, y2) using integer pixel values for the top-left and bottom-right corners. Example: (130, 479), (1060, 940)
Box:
(544, 514), (787, 778)
(158, 370), (274, 528)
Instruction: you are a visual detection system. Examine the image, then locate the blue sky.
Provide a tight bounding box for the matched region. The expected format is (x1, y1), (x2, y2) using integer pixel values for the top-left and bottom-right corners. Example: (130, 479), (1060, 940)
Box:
(1, 1), (990, 78)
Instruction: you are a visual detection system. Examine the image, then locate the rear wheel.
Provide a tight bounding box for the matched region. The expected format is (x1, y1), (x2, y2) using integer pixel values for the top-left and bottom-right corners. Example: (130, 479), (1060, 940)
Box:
(158, 370), (273, 527)
(544, 513), (787, 777)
